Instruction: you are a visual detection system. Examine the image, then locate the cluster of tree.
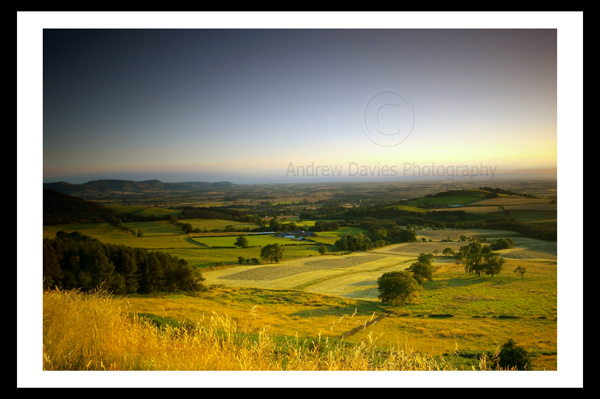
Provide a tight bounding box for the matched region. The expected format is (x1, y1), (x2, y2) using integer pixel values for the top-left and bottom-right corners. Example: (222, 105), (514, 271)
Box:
(43, 231), (205, 294)
(308, 220), (341, 232)
(345, 206), (466, 229)
(335, 232), (375, 251)
(238, 256), (260, 265)
(376, 253), (436, 304)
(488, 237), (515, 250)
(109, 217), (143, 237)
(458, 242), (506, 277)
(407, 253), (436, 284)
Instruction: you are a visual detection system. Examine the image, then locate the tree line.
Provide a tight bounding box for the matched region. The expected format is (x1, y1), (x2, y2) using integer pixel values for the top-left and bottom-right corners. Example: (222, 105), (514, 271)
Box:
(43, 231), (205, 294)
(334, 227), (418, 251)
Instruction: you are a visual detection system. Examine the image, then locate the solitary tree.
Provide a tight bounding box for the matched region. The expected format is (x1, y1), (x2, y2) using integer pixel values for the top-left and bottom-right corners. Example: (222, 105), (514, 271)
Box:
(443, 247), (455, 257)
(513, 265), (527, 279)
(260, 243), (284, 263)
(318, 244), (328, 255)
(377, 270), (421, 306)
(234, 236), (249, 248)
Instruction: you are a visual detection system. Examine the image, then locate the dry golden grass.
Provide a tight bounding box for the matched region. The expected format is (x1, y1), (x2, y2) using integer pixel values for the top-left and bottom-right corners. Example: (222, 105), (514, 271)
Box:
(43, 288), (506, 371)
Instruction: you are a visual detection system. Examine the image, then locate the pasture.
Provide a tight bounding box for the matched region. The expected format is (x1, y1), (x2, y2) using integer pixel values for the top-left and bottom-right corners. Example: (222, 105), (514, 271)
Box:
(191, 234), (311, 248)
(407, 189), (487, 206)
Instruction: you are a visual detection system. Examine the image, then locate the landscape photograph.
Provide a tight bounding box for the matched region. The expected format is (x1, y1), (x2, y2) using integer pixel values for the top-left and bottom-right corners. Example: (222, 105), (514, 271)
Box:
(18, 12), (583, 387)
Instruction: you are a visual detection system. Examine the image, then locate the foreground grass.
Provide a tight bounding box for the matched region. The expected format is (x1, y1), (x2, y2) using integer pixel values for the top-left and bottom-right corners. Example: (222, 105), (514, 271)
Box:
(44, 288), (510, 371)
(124, 256), (557, 370)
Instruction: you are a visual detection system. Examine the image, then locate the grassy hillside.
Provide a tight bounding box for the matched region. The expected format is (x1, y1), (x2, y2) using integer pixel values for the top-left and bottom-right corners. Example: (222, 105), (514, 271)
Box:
(44, 287), (520, 372)
(123, 237), (557, 370)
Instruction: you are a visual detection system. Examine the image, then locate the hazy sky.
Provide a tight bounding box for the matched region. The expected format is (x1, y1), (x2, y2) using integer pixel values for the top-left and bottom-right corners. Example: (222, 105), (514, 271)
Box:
(42, 26), (558, 184)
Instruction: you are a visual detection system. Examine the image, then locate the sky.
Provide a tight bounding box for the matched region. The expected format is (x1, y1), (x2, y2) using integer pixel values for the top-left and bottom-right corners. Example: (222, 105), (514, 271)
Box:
(37, 15), (562, 185)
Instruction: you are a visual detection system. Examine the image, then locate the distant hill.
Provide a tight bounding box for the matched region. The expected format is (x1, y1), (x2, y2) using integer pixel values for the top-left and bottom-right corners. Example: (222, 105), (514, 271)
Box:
(43, 189), (117, 225)
(43, 179), (236, 198)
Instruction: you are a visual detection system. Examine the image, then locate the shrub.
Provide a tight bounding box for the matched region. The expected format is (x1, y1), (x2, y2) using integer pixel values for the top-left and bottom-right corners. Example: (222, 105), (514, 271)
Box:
(497, 338), (531, 370)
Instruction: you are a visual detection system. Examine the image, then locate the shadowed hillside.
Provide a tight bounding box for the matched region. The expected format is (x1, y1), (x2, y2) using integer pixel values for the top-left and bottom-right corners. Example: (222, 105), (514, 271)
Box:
(43, 189), (116, 225)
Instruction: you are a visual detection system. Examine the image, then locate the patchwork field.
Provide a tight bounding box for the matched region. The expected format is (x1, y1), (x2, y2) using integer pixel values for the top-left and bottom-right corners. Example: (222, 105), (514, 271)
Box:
(43, 218), (559, 370)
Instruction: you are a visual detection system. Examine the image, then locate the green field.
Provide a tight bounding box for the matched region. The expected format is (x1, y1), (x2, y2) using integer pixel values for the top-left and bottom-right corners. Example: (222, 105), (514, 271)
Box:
(183, 218), (261, 231)
(285, 219), (344, 227)
(407, 189), (488, 206)
(43, 221), (345, 268)
(191, 234), (311, 248)
(122, 220), (187, 236)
